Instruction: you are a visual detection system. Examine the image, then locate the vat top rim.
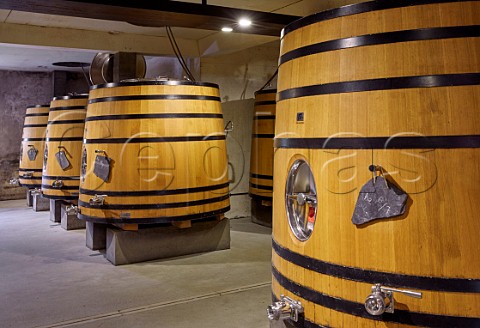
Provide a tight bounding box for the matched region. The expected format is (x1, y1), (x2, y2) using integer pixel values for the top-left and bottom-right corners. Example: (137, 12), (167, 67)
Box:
(91, 80), (219, 90)
(281, 0), (474, 38)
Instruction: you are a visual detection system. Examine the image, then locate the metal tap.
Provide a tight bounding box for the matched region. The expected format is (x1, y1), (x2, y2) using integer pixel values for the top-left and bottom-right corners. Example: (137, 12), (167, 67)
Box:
(267, 295), (304, 322)
(365, 284), (422, 315)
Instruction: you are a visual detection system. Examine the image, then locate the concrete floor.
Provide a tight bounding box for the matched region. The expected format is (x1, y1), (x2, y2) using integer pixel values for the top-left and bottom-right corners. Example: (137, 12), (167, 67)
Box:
(0, 199), (272, 328)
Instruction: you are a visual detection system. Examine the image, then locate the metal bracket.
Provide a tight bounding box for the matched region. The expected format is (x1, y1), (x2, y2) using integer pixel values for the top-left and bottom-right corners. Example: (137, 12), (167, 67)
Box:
(267, 295), (304, 322)
(66, 205), (79, 216)
(52, 180), (64, 189)
(23, 171), (34, 178)
(89, 194), (107, 206)
(365, 284), (422, 315)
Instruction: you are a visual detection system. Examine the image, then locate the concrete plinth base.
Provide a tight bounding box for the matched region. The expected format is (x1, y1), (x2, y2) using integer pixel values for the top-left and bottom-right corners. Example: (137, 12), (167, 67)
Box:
(251, 198), (272, 227)
(60, 204), (85, 230)
(86, 221), (107, 250)
(26, 189), (34, 207)
(49, 199), (64, 222)
(106, 218), (231, 265)
(32, 193), (50, 212)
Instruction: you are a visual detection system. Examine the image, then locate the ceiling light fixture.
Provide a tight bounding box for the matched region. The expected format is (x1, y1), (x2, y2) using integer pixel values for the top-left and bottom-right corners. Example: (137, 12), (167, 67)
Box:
(238, 18), (252, 27)
(221, 27), (233, 32)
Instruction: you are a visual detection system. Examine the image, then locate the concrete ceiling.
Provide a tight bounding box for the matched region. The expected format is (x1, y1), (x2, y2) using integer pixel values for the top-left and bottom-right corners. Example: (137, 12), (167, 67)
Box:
(0, 0), (362, 72)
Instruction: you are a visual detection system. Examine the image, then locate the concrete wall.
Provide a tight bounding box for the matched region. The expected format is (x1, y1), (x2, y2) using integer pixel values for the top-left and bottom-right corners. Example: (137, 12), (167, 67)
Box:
(0, 70), (88, 200)
(0, 70), (53, 200)
(200, 41), (279, 218)
(200, 40), (279, 102)
(222, 99), (255, 218)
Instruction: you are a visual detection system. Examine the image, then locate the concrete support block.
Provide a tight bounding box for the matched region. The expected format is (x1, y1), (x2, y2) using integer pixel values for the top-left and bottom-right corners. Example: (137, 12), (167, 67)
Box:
(60, 204), (85, 230)
(49, 199), (64, 222)
(106, 218), (231, 265)
(26, 189), (34, 207)
(251, 198), (272, 228)
(86, 221), (107, 250)
(32, 193), (50, 212)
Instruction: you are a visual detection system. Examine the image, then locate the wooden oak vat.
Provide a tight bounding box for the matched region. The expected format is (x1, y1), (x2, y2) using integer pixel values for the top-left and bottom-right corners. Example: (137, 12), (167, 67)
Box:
(41, 95), (88, 200)
(78, 80), (230, 224)
(271, 1), (480, 327)
(19, 104), (50, 188)
(249, 89), (276, 226)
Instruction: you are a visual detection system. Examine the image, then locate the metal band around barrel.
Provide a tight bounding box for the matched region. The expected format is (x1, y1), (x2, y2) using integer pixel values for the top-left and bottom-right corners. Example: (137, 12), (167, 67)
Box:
(27, 104), (50, 108)
(48, 106), (86, 111)
(25, 113), (49, 117)
(91, 80), (219, 90)
(42, 194), (79, 200)
(42, 175), (80, 180)
(280, 25), (480, 65)
(88, 95), (221, 104)
(19, 168), (43, 172)
(23, 124), (48, 128)
(252, 134), (275, 139)
(83, 135), (226, 144)
(79, 182), (229, 197)
(53, 95), (88, 100)
(254, 89), (277, 95)
(77, 206), (230, 224)
(272, 266), (480, 327)
(253, 115), (276, 120)
(78, 194), (229, 210)
(45, 137), (84, 142)
(47, 119), (85, 125)
(250, 173), (273, 180)
(274, 135), (480, 149)
(255, 101), (276, 106)
(278, 73), (480, 101)
(281, 0), (477, 37)
(22, 138), (45, 142)
(85, 113), (223, 122)
(41, 185), (79, 190)
(272, 239), (480, 293)
(249, 183), (273, 191)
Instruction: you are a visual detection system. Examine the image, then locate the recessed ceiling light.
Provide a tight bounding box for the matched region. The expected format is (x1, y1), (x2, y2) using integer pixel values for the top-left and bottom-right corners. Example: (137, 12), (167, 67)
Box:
(238, 18), (252, 27)
(221, 27), (233, 32)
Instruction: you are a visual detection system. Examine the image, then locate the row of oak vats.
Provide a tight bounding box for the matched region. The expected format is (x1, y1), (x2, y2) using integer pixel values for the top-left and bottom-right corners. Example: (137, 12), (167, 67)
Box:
(17, 0), (480, 327)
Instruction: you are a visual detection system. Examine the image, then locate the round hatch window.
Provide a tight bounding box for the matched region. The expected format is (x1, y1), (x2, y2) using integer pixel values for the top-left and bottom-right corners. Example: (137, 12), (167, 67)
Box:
(285, 159), (317, 241)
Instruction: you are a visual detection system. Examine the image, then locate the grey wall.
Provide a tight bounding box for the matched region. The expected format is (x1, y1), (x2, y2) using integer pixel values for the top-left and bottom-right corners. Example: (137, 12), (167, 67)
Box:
(199, 42), (279, 218)
(0, 70), (53, 200)
(0, 70), (88, 200)
(222, 99), (255, 218)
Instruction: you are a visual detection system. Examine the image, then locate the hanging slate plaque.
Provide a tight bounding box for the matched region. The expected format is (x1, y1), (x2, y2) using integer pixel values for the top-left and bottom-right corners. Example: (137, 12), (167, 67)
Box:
(27, 147), (38, 161)
(94, 155), (111, 182)
(55, 151), (71, 170)
(352, 176), (408, 225)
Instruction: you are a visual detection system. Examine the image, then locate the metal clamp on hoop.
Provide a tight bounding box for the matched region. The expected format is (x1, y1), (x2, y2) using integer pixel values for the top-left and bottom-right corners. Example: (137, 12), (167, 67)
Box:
(52, 180), (64, 189)
(365, 284), (422, 315)
(23, 171), (34, 178)
(267, 295), (304, 322)
(89, 194), (107, 206)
